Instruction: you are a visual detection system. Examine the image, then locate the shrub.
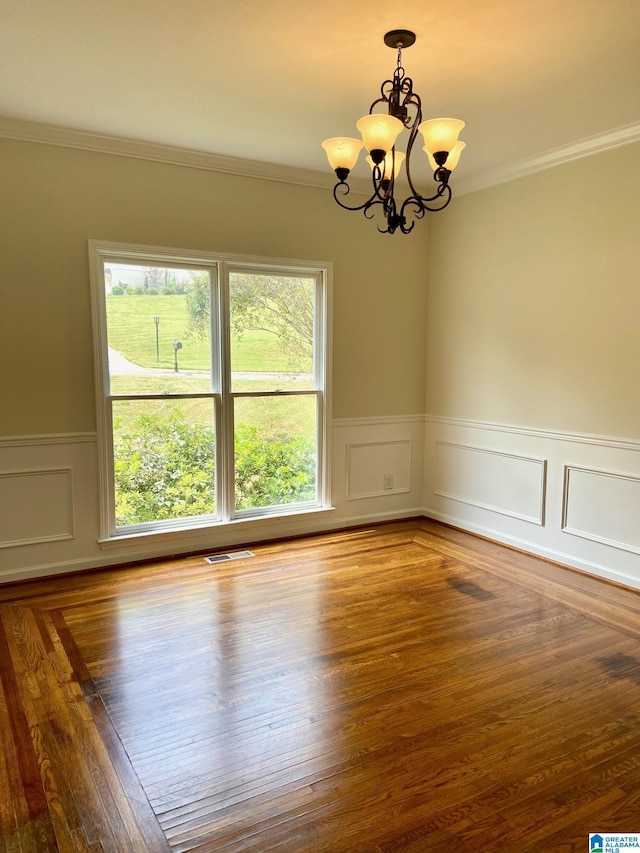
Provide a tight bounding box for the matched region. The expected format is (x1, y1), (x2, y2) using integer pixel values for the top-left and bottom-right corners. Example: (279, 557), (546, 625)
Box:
(114, 410), (216, 525)
(234, 423), (316, 509)
(113, 410), (316, 525)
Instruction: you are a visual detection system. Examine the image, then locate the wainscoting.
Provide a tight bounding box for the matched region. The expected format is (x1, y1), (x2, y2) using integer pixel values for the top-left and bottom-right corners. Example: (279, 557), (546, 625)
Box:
(333, 415), (424, 516)
(0, 416), (426, 583)
(0, 467), (75, 548)
(424, 416), (640, 590)
(0, 434), (100, 582)
(2, 416), (639, 587)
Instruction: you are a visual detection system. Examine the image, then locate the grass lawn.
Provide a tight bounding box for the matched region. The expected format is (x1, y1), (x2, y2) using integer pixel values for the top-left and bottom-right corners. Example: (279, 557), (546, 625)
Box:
(107, 295), (316, 443)
(110, 375), (317, 438)
(106, 295), (299, 373)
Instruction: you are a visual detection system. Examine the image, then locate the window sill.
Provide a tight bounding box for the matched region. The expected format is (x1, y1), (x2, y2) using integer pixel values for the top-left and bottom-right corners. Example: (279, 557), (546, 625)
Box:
(98, 505), (336, 551)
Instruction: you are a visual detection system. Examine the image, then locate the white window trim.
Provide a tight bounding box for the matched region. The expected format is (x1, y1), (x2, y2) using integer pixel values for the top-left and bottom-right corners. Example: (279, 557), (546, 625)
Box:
(89, 240), (333, 543)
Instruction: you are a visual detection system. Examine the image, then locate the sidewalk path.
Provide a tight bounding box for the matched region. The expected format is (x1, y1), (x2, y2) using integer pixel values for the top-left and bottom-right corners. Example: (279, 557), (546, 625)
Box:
(107, 347), (311, 382)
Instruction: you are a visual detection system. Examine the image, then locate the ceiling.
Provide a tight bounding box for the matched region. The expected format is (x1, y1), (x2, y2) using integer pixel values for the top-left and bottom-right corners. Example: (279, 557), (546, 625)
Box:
(1, 0), (640, 189)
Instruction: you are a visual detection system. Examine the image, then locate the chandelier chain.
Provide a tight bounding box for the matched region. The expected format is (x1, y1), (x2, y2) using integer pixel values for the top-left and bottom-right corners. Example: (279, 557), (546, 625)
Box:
(395, 43), (405, 84)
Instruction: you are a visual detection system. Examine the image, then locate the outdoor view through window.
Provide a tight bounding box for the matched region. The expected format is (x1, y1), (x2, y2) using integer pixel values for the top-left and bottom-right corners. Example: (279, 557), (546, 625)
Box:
(101, 256), (325, 532)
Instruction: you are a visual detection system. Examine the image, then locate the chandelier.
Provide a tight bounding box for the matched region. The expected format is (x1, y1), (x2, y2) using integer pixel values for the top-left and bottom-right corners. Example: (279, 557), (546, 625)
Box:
(321, 30), (465, 235)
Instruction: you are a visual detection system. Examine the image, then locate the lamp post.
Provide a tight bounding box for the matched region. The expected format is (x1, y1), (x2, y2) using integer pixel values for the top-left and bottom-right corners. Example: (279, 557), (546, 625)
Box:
(153, 314), (160, 361)
(173, 339), (182, 372)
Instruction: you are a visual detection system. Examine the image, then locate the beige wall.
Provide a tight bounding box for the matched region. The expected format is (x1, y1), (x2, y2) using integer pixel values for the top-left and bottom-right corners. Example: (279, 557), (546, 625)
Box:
(426, 141), (640, 438)
(3, 131), (640, 584)
(0, 137), (430, 436)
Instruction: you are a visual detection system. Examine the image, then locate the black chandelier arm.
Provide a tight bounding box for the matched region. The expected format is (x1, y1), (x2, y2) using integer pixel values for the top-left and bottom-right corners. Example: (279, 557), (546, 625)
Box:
(404, 87), (421, 116)
(402, 122), (422, 199)
(398, 197), (425, 229)
(422, 169), (454, 208)
(372, 75), (421, 129)
(403, 114), (454, 212)
(368, 195), (410, 235)
(376, 78), (411, 105)
(400, 183), (453, 220)
(371, 86), (390, 113)
(403, 180), (453, 212)
(363, 198), (386, 221)
(359, 197), (402, 234)
(332, 180), (386, 214)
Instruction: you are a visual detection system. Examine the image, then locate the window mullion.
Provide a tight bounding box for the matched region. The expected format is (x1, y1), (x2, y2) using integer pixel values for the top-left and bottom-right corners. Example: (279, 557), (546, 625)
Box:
(316, 269), (330, 507)
(208, 263), (223, 521)
(217, 261), (235, 521)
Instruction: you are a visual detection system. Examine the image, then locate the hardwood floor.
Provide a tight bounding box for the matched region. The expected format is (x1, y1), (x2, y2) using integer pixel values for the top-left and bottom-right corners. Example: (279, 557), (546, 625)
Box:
(1, 519), (640, 852)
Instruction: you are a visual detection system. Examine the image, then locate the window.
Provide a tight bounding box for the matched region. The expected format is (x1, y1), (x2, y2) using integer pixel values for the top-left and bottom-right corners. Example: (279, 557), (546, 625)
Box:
(89, 242), (331, 539)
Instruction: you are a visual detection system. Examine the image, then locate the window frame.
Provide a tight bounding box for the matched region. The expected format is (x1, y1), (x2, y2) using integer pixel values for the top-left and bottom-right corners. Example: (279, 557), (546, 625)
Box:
(89, 241), (332, 543)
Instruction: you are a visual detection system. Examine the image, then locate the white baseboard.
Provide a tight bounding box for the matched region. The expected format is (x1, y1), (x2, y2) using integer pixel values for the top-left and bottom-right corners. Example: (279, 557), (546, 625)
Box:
(423, 507), (640, 592)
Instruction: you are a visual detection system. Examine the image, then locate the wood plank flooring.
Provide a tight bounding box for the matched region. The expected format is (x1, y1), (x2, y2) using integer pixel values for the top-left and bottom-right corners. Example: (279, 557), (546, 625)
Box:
(1, 519), (640, 851)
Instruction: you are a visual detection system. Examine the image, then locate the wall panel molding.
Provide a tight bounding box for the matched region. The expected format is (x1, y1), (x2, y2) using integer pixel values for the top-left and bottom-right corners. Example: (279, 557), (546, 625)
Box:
(4, 418), (639, 587)
(562, 465), (640, 556)
(0, 468), (74, 548)
(1, 418), (424, 582)
(435, 441), (546, 525)
(424, 506), (639, 591)
(334, 415), (425, 429)
(346, 440), (412, 500)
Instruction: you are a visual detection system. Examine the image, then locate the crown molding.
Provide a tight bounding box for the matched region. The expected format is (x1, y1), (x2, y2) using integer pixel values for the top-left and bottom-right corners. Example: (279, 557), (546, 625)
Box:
(456, 122), (640, 196)
(1, 115), (639, 198)
(0, 116), (352, 191)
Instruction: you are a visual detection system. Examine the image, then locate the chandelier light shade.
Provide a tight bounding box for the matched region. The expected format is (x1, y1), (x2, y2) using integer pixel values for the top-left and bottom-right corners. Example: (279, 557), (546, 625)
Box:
(321, 30), (466, 235)
(321, 137), (364, 172)
(425, 140), (465, 173)
(356, 114), (404, 160)
(366, 150), (406, 182)
(418, 118), (466, 157)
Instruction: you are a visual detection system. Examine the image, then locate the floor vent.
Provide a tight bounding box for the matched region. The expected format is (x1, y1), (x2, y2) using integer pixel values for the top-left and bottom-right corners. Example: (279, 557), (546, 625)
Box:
(204, 550), (255, 564)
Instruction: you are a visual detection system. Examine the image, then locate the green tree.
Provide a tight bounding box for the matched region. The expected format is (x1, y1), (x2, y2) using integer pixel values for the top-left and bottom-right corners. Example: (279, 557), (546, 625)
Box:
(185, 271), (314, 371)
(184, 271), (210, 339)
(229, 274), (314, 371)
(143, 266), (166, 294)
